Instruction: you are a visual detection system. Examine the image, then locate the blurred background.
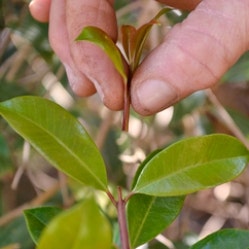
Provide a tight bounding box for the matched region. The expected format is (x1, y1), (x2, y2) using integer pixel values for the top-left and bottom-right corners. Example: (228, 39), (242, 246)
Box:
(0, 0), (249, 248)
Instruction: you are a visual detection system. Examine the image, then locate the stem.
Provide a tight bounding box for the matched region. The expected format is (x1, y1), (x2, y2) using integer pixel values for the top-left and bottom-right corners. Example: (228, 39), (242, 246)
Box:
(124, 191), (135, 203)
(206, 89), (249, 150)
(107, 190), (117, 206)
(117, 187), (130, 249)
(106, 188), (131, 249)
(122, 73), (131, 132)
(0, 183), (60, 226)
(122, 85), (130, 132)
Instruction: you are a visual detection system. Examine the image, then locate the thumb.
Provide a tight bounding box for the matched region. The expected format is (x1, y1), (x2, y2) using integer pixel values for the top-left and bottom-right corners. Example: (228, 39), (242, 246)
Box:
(131, 0), (249, 115)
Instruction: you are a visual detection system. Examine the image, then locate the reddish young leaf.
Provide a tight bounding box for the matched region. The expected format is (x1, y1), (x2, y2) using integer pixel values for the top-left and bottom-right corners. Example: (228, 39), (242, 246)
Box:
(121, 8), (171, 71)
(121, 25), (137, 63)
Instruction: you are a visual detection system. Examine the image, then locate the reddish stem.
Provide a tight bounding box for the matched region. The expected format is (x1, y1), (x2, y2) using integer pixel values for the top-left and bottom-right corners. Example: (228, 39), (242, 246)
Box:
(122, 85), (130, 132)
(106, 188), (131, 249)
(117, 187), (130, 249)
(107, 190), (117, 206)
(122, 71), (131, 132)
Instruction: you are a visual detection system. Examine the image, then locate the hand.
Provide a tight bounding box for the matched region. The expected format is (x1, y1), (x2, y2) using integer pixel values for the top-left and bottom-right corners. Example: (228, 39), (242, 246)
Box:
(29, 0), (124, 110)
(29, 0), (249, 115)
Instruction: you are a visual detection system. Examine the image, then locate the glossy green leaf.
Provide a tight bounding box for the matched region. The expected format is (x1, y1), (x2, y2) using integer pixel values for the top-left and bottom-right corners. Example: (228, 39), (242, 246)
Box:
(131, 149), (162, 190)
(112, 222), (121, 249)
(0, 216), (34, 249)
(0, 96), (108, 191)
(76, 26), (127, 81)
(24, 207), (62, 244)
(37, 198), (112, 249)
(133, 134), (249, 196)
(127, 194), (184, 248)
(191, 229), (249, 249)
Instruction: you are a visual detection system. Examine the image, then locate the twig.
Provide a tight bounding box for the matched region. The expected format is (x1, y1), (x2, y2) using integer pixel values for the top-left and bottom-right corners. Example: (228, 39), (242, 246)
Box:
(0, 28), (11, 59)
(206, 89), (249, 150)
(95, 110), (115, 149)
(58, 172), (73, 208)
(11, 141), (30, 190)
(0, 244), (20, 249)
(116, 0), (144, 20)
(0, 183), (60, 227)
(156, 234), (176, 249)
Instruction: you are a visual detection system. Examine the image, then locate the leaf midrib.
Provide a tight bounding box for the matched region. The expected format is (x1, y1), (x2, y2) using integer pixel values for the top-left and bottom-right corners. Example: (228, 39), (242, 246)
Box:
(0, 106), (106, 190)
(135, 155), (247, 192)
(132, 196), (156, 247)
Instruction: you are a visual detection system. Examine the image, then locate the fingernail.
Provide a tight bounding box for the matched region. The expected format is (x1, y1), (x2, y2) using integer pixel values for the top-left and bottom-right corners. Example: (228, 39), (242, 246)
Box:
(135, 79), (178, 114)
(29, 0), (38, 8)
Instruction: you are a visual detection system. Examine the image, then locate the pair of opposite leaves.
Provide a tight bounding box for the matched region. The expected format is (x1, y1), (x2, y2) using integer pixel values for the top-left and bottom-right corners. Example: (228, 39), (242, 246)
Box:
(76, 8), (170, 131)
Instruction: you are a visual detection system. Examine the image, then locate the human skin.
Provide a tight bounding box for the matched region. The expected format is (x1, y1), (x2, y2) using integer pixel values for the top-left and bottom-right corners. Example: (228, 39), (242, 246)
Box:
(29, 0), (249, 115)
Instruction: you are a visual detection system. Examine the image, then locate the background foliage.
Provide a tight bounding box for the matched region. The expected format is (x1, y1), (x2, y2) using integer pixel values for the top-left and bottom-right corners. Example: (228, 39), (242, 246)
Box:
(0, 0), (249, 248)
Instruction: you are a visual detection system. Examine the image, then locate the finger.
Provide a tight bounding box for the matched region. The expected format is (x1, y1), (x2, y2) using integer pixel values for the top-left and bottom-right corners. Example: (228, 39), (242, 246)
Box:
(66, 0), (125, 111)
(29, 0), (51, 23)
(131, 0), (249, 115)
(49, 0), (96, 97)
(156, 0), (201, 10)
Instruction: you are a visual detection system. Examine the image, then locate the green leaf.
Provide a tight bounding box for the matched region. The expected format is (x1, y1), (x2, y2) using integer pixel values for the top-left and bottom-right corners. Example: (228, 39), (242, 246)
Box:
(191, 229), (249, 249)
(133, 134), (249, 196)
(37, 198), (112, 249)
(24, 207), (62, 244)
(127, 194), (184, 248)
(0, 216), (34, 249)
(0, 96), (108, 191)
(131, 149), (162, 190)
(76, 26), (127, 82)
